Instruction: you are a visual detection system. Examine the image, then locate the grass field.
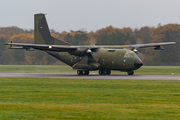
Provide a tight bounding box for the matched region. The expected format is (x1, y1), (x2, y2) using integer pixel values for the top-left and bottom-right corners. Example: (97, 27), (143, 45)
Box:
(0, 78), (180, 120)
(0, 65), (180, 75)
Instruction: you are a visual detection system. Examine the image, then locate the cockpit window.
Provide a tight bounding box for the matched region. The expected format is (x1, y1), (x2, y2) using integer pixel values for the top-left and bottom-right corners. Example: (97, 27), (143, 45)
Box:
(124, 50), (137, 58)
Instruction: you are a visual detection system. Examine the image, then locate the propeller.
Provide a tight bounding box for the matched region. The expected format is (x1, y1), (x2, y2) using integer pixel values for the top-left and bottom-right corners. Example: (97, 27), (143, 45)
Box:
(125, 38), (145, 61)
(10, 41), (12, 48)
(83, 40), (98, 64)
(85, 49), (98, 64)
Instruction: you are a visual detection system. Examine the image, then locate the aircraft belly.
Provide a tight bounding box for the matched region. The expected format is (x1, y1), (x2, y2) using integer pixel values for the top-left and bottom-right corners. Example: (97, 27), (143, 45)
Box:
(72, 62), (100, 70)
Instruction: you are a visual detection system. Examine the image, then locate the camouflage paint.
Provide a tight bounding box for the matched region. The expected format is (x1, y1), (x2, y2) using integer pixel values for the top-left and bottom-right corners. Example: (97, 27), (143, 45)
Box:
(34, 13), (70, 45)
(34, 13), (73, 66)
(34, 13), (142, 71)
(97, 48), (139, 71)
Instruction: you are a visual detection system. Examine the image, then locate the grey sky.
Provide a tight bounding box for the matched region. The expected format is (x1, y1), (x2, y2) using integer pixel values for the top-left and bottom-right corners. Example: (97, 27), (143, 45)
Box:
(1, 0), (180, 32)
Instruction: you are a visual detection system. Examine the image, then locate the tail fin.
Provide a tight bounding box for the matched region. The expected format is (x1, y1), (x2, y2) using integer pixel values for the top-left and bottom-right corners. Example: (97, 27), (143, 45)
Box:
(34, 13), (71, 45)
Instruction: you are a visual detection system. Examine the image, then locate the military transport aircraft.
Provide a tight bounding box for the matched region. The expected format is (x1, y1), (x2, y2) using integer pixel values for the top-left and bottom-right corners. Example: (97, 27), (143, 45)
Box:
(5, 13), (176, 75)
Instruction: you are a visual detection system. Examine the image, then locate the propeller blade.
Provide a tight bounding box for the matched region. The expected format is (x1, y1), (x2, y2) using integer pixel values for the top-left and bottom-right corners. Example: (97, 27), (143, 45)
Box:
(125, 38), (145, 61)
(89, 40), (95, 46)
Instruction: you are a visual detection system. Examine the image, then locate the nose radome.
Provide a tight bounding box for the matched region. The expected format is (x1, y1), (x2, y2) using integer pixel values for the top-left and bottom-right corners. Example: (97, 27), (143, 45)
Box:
(134, 59), (143, 69)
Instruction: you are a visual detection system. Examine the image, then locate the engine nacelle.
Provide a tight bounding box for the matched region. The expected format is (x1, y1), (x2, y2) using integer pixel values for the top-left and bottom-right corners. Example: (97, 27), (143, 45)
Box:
(154, 46), (164, 50)
(69, 48), (87, 56)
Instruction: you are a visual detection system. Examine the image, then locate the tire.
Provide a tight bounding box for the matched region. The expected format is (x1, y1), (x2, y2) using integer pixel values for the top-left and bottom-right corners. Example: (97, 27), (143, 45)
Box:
(99, 70), (103, 75)
(127, 70), (134, 75)
(77, 70), (83, 75)
(84, 70), (89, 75)
(106, 70), (111, 75)
(82, 70), (86, 75)
(78, 70), (89, 75)
(99, 69), (111, 75)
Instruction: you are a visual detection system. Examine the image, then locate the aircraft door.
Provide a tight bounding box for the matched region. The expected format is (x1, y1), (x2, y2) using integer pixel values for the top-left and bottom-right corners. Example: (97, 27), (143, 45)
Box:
(103, 50), (116, 69)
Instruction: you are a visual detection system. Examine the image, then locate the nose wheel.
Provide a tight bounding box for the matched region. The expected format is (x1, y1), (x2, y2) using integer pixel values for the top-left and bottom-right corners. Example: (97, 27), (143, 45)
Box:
(127, 70), (134, 75)
(77, 70), (89, 75)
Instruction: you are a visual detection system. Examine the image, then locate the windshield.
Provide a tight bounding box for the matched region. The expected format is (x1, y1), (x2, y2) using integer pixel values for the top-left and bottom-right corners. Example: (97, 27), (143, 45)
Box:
(124, 50), (138, 58)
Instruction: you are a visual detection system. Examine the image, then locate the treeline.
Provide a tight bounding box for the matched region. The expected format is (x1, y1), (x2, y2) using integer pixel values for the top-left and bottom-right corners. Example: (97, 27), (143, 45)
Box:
(0, 24), (180, 65)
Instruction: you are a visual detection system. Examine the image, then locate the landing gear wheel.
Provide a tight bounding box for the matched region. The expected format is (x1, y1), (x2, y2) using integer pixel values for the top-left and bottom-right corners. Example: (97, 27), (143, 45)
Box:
(82, 70), (86, 75)
(99, 69), (111, 75)
(84, 70), (89, 75)
(127, 70), (134, 75)
(77, 70), (89, 75)
(106, 70), (111, 75)
(77, 70), (83, 75)
(99, 70), (103, 75)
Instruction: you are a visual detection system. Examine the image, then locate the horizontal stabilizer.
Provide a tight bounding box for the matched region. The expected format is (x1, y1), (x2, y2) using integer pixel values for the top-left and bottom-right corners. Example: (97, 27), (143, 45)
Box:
(9, 47), (24, 49)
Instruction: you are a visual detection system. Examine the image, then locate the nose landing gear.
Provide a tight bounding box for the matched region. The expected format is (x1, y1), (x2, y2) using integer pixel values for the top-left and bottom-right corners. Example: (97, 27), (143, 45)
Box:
(127, 70), (134, 75)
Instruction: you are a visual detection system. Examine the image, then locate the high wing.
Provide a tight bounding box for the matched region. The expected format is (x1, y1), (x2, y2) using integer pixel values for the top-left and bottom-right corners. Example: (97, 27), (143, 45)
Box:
(5, 42), (99, 56)
(5, 41), (176, 56)
(99, 42), (176, 50)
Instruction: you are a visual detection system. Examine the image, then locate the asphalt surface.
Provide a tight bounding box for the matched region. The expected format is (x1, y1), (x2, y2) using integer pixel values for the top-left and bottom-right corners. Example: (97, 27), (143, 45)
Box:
(0, 73), (180, 81)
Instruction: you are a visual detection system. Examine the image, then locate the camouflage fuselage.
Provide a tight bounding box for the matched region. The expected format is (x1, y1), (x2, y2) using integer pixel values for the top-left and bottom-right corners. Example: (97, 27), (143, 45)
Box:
(47, 48), (141, 71)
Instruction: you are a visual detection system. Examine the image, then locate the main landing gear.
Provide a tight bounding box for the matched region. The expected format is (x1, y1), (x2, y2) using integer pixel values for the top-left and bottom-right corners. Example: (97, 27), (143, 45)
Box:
(99, 69), (111, 75)
(127, 70), (134, 75)
(77, 70), (133, 75)
(77, 70), (89, 75)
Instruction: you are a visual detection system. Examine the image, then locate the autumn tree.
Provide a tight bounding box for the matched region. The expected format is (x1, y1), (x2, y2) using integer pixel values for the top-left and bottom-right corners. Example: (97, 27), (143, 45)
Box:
(0, 24), (179, 65)
(0, 37), (6, 64)
(96, 26), (135, 45)
(0, 37), (5, 52)
(64, 31), (88, 45)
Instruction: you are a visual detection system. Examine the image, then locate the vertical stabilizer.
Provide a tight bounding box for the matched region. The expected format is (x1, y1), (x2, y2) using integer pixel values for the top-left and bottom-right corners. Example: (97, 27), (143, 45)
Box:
(34, 13), (71, 45)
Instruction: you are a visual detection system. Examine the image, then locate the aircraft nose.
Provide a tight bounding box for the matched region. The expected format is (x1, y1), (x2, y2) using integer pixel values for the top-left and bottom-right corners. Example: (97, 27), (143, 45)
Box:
(134, 59), (143, 69)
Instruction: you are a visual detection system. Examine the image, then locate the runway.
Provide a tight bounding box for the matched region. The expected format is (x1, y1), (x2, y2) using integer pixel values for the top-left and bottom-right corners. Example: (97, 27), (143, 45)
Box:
(0, 73), (180, 80)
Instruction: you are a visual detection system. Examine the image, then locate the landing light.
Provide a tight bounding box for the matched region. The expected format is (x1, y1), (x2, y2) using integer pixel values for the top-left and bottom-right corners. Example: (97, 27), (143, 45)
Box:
(49, 46), (52, 49)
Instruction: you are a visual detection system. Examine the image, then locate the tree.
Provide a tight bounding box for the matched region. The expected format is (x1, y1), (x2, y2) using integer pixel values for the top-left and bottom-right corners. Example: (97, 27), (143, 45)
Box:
(0, 37), (6, 64)
(0, 37), (5, 53)
(64, 33), (73, 44)
(96, 26), (135, 45)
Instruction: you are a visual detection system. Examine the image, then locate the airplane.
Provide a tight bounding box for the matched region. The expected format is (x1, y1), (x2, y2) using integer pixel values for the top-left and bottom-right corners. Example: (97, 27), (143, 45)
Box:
(5, 13), (176, 75)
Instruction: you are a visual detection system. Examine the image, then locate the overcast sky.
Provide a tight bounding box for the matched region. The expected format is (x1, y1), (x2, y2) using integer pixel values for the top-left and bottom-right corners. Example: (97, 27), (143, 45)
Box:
(1, 0), (180, 32)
